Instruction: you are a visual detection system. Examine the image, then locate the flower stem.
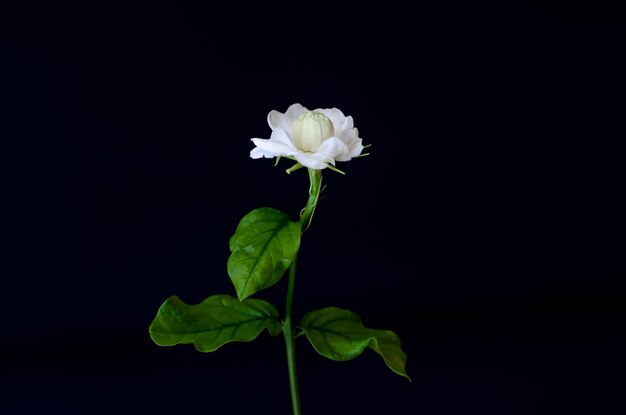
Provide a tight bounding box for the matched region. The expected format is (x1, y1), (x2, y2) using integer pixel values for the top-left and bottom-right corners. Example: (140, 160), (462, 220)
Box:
(283, 168), (323, 415)
(284, 257), (301, 415)
(299, 168), (323, 230)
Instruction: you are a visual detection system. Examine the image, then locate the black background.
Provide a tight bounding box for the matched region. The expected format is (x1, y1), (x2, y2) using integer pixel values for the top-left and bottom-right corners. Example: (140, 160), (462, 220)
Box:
(2, 1), (625, 414)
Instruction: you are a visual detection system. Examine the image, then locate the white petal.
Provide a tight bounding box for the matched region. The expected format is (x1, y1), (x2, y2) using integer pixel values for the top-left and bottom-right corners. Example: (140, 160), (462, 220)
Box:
(335, 130), (364, 161)
(317, 136), (349, 160)
(342, 115), (354, 130)
(338, 127), (359, 146)
(250, 147), (274, 159)
(270, 128), (297, 150)
(314, 108), (346, 137)
(267, 110), (288, 131)
(293, 152), (330, 169)
(348, 138), (364, 158)
(251, 137), (293, 157)
(284, 103), (309, 125)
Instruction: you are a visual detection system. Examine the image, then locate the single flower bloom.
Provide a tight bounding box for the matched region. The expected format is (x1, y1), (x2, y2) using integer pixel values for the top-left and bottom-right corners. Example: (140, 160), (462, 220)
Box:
(250, 103), (365, 170)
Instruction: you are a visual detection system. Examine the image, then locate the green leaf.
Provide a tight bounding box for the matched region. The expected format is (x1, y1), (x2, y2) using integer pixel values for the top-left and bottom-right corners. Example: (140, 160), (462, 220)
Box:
(301, 307), (411, 381)
(228, 207), (301, 300)
(149, 294), (281, 352)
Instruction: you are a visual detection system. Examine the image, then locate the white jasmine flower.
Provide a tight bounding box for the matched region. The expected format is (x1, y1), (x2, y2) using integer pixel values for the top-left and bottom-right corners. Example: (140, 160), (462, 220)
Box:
(250, 103), (365, 171)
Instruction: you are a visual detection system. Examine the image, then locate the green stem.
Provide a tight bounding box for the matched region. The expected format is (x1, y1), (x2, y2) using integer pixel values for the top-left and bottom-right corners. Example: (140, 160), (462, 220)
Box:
(283, 168), (323, 415)
(299, 168), (323, 230)
(284, 257), (301, 415)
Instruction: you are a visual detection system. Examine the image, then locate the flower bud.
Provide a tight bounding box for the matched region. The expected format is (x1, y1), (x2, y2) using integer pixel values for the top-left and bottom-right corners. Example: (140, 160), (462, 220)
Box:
(291, 111), (334, 153)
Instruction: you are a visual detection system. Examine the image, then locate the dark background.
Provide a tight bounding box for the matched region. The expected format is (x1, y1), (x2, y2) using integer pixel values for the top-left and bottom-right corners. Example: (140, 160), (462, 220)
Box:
(2, 1), (625, 413)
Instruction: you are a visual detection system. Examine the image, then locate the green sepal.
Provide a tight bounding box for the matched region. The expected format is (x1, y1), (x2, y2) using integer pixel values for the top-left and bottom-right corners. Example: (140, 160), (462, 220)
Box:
(228, 207), (301, 300)
(149, 294), (281, 352)
(301, 307), (411, 381)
